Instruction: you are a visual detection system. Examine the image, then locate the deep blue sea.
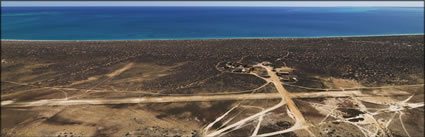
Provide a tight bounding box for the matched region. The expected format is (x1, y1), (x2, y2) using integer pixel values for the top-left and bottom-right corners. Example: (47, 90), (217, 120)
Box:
(1, 7), (424, 40)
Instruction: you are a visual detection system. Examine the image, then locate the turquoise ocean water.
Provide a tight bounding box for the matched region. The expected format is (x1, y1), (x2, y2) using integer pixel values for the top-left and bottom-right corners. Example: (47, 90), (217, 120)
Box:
(1, 7), (424, 40)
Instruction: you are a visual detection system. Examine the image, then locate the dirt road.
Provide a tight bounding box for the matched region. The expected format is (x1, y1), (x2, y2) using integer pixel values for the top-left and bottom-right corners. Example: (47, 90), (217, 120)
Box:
(251, 63), (310, 136)
(261, 64), (307, 123)
(1, 90), (377, 108)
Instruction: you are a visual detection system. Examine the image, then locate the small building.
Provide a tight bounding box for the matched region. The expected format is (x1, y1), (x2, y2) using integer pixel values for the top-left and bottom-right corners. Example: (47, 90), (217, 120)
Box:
(233, 67), (247, 73)
(280, 79), (290, 82)
(225, 64), (236, 69)
(280, 76), (297, 82)
(233, 69), (242, 73)
(276, 71), (290, 76)
(279, 76), (290, 82)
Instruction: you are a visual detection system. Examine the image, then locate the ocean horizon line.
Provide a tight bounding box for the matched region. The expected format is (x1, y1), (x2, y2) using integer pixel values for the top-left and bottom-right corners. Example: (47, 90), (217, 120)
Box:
(2, 6), (424, 8)
(2, 33), (424, 42)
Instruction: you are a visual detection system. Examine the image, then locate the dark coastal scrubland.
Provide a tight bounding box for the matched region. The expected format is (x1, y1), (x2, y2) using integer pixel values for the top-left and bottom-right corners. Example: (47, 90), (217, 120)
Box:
(2, 35), (423, 95)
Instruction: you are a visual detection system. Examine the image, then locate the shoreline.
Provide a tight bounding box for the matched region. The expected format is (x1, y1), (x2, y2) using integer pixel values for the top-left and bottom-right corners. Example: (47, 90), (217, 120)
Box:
(2, 33), (424, 42)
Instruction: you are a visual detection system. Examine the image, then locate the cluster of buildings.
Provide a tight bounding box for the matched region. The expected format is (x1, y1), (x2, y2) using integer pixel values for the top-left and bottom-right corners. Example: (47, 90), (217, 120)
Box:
(275, 69), (297, 82)
(222, 61), (298, 83)
(261, 61), (298, 82)
(224, 62), (251, 73)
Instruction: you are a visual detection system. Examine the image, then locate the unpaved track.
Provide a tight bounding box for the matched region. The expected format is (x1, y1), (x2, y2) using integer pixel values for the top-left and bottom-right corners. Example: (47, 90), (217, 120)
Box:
(253, 64), (309, 136)
(106, 62), (134, 77)
(1, 90), (385, 108)
(261, 64), (307, 123)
